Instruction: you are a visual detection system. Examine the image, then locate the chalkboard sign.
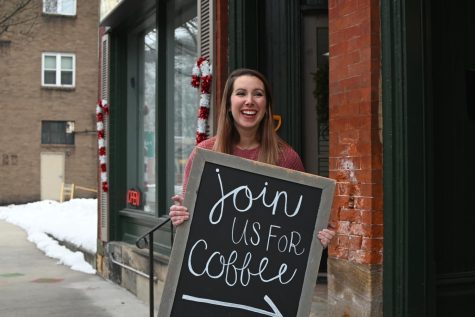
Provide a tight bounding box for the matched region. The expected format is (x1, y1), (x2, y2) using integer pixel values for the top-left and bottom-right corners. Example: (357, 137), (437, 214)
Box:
(158, 148), (336, 317)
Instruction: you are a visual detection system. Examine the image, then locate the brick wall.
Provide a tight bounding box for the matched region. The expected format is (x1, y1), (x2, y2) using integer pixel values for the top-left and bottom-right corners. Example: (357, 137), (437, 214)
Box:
(0, 1), (99, 204)
(328, 0), (382, 266)
(327, 0), (383, 315)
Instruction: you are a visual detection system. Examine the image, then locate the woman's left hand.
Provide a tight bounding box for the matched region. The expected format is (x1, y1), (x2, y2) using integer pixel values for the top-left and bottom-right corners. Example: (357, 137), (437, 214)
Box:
(317, 228), (336, 248)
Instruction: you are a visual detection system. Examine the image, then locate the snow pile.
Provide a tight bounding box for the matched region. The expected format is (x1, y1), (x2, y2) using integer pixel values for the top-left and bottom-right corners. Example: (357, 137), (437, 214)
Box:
(0, 199), (97, 274)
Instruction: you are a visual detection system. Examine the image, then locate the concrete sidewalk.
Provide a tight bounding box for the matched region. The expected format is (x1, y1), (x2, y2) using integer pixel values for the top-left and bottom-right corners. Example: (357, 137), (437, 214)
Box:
(0, 219), (328, 316)
(0, 220), (151, 317)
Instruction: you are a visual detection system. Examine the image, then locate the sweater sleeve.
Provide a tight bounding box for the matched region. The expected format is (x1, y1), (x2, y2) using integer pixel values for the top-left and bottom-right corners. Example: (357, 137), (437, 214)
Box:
(181, 147), (196, 196)
(181, 137), (216, 196)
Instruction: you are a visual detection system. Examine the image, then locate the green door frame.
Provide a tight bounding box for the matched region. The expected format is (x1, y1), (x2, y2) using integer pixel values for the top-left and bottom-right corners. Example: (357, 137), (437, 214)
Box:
(106, 0), (173, 255)
(381, 0), (435, 315)
(228, 0), (302, 152)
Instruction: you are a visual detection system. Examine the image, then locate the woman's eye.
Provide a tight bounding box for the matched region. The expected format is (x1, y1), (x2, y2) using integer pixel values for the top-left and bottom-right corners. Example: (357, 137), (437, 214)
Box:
(236, 91), (246, 96)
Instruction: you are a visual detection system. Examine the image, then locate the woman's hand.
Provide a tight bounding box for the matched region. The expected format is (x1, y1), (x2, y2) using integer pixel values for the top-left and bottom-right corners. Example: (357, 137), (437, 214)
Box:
(169, 195), (189, 226)
(317, 228), (336, 248)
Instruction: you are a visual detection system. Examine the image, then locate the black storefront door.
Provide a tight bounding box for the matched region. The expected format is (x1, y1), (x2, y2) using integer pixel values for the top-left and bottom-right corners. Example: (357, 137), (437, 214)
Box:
(431, 0), (475, 314)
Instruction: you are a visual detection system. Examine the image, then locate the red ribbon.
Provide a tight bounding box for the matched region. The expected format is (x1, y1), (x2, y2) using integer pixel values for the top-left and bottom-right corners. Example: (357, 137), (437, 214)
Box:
(198, 107), (209, 119)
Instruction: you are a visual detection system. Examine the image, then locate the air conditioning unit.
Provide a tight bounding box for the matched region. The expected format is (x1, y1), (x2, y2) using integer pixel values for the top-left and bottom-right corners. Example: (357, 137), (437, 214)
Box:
(66, 121), (75, 134)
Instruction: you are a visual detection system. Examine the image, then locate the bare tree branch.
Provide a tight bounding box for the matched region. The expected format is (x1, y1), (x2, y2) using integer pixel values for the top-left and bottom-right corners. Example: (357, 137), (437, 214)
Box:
(0, 0), (40, 39)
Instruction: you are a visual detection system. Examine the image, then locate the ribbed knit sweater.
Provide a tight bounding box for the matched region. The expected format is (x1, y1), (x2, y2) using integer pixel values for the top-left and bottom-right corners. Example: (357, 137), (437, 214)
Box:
(181, 136), (304, 195)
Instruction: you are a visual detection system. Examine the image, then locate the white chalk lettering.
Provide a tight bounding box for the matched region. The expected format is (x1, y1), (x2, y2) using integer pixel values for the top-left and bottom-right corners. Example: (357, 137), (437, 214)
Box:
(231, 217), (261, 246)
(187, 238), (297, 287)
(251, 221), (261, 246)
(209, 171), (304, 225)
(266, 225), (306, 255)
(289, 231), (305, 256)
(182, 294), (283, 317)
(188, 239), (225, 278)
(266, 225), (281, 252)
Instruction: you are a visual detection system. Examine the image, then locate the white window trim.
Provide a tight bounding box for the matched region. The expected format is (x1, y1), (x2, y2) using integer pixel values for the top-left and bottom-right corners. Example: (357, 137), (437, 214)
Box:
(43, 0), (77, 16)
(41, 52), (76, 88)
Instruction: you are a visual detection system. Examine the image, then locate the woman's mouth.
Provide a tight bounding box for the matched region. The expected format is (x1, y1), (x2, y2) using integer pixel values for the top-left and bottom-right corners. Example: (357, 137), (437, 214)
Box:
(241, 110), (257, 116)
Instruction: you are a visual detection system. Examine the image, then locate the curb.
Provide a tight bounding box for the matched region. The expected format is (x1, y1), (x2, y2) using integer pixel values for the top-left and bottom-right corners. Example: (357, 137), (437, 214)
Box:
(47, 233), (96, 269)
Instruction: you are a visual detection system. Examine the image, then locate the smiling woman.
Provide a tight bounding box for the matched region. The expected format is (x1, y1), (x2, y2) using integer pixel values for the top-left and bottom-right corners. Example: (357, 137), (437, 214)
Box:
(212, 69), (289, 166)
(230, 75), (267, 143)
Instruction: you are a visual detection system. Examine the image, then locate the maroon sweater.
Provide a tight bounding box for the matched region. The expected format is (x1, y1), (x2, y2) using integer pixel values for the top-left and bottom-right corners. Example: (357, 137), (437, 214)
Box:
(181, 136), (304, 195)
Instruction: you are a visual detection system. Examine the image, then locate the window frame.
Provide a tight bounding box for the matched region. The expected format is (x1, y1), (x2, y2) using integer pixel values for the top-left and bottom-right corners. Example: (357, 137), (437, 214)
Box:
(41, 120), (75, 145)
(125, 17), (158, 214)
(107, 0), (200, 254)
(41, 52), (76, 88)
(43, 0), (77, 16)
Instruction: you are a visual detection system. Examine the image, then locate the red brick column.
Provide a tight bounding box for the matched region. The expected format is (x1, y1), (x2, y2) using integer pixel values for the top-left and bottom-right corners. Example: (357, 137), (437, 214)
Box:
(327, 0), (383, 315)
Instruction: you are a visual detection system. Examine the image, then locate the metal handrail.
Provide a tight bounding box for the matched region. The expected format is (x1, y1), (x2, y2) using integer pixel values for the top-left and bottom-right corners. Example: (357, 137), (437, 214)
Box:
(109, 253), (157, 281)
(135, 218), (171, 317)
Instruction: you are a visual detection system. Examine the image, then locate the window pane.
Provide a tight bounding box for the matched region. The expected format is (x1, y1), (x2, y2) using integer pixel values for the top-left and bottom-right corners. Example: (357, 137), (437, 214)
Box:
(61, 0), (76, 15)
(44, 0), (58, 13)
(61, 56), (73, 70)
(142, 28), (157, 213)
(41, 122), (51, 143)
(44, 56), (56, 69)
(44, 71), (56, 84)
(41, 121), (74, 145)
(61, 71), (73, 85)
(65, 132), (74, 144)
(173, 11), (198, 195)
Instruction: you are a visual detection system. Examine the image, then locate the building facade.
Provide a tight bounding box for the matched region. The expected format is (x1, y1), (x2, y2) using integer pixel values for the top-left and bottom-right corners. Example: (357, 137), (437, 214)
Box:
(96, 0), (475, 315)
(0, 0), (99, 204)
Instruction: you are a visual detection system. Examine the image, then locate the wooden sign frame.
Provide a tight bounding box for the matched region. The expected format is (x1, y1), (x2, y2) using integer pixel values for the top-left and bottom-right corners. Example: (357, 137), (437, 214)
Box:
(158, 148), (336, 317)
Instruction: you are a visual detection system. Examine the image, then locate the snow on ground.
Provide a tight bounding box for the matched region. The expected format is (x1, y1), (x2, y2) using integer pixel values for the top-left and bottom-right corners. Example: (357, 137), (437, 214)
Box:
(0, 199), (97, 274)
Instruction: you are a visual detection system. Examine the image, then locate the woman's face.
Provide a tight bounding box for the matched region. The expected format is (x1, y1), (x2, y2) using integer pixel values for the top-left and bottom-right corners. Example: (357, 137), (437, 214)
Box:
(230, 75), (267, 137)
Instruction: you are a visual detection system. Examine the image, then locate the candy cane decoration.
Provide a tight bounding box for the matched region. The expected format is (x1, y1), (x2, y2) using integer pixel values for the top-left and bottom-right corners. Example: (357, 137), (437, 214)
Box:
(191, 57), (212, 144)
(96, 99), (109, 192)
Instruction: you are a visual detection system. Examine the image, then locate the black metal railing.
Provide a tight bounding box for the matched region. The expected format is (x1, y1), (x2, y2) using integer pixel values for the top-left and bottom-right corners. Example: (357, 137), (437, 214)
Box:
(135, 218), (171, 317)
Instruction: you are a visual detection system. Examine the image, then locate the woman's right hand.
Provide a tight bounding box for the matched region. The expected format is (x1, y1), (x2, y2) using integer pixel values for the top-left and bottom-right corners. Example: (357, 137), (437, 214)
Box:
(169, 195), (189, 226)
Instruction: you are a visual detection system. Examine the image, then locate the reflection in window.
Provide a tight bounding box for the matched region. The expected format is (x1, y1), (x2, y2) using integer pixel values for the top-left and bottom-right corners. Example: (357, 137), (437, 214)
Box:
(41, 121), (74, 145)
(43, 0), (76, 16)
(125, 1), (197, 215)
(142, 28), (157, 213)
(173, 15), (198, 195)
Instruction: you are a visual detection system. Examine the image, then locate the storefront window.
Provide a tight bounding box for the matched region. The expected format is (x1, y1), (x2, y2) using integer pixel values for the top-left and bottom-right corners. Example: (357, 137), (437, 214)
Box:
(125, 0), (197, 216)
(126, 18), (157, 214)
(171, 4), (198, 195)
(142, 28), (157, 213)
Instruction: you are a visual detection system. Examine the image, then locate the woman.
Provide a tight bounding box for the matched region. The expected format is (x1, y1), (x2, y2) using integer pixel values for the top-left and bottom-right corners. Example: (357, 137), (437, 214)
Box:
(169, 68), (335, 247)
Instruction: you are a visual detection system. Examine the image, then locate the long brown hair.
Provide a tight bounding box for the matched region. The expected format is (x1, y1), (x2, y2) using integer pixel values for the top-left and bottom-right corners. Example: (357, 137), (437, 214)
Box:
(213, 68), (285, 165)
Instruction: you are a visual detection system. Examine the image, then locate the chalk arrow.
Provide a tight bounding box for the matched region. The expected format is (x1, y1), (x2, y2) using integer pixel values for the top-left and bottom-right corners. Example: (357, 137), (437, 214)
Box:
(182, 294), (283, 317)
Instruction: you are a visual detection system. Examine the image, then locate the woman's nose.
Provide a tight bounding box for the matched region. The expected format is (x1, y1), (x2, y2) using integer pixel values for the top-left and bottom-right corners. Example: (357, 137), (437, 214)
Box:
(244, 94), (253, 104)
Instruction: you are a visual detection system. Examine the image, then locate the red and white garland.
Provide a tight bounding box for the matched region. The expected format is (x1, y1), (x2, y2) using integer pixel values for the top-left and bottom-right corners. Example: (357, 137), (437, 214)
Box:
(96, 99), (109, 192)
(191, 57), (212, 144)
